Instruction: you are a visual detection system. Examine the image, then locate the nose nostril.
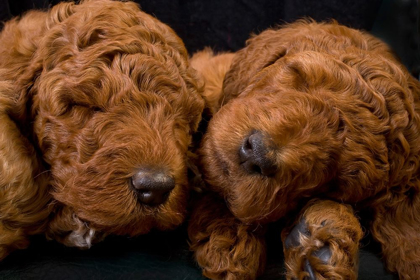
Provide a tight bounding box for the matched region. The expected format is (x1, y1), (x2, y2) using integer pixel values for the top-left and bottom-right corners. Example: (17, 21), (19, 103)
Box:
(244, 136), (253, 152)
(131, 169), (175, 206)
(243, 161), (262, 174)
(239, 130), (277, 176)
(251, 164), (262, 175)
(239, 133), (257, 164)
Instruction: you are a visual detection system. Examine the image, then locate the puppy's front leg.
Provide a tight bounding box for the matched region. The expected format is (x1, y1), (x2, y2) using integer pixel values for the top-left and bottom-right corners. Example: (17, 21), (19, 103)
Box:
(282, 199), (362, 280)
(188, 194), (267, 280)
(0, 108), (51, 260)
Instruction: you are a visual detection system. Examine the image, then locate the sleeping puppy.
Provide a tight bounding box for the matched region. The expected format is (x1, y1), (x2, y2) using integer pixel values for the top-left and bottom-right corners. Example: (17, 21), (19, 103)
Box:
(0, 0), (204, 259)
(188, 20), (420, 280)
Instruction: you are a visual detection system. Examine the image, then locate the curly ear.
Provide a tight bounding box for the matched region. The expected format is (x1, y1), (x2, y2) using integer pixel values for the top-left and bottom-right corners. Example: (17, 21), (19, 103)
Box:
(0, 80), (51, 260)
(0, 10), (49, 124)
(0, 3), (77, 126)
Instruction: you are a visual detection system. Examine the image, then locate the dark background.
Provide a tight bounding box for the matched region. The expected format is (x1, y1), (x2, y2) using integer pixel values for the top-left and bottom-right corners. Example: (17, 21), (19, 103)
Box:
(0, 0), (419, 76)
(0, 0), (417, 279)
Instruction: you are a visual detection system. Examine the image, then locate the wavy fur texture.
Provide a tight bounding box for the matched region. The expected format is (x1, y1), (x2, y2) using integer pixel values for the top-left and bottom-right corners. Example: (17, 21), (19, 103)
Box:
(0, 0), (204, 259)
(189, 21), (420, 279)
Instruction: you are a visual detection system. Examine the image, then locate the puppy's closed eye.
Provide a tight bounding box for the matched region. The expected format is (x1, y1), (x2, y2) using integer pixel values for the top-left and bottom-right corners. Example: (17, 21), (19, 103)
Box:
(261, 48), (286, 69)
(70, 103), (104, 113)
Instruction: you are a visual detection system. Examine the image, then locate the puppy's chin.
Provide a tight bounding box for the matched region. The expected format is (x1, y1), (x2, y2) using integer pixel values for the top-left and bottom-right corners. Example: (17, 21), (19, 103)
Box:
(200, 139), (285, 224)
(67, 181), (188, 233)
(48, 183), (188, 248)
(200, 93), (341, 224)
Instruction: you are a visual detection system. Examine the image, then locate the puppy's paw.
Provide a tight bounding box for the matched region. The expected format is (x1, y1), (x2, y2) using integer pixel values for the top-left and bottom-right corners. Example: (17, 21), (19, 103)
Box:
(282, 200), (362, 280)
(46, 206), (106, 248)
(284, 218), (333, 280)
(188, 194), (266, 280)
(193, 225), (266, 280)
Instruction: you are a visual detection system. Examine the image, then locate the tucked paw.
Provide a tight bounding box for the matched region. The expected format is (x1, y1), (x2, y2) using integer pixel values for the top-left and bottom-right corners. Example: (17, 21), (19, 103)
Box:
(282, 200), (362, 280)
(284, 218), (311, 249)
(284, 218), (333, 280)
(303, 246), (332, 280)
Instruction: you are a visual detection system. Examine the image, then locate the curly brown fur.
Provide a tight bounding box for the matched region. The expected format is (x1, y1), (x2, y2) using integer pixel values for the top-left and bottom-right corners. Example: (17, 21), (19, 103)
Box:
(189, 20), (420, 279)
(188, 194), (266, 280)
(189, 49), (267, 280)
(282, 199), (362, 280)
(189, 49), (235, 116)
(0, 0), (204, 259)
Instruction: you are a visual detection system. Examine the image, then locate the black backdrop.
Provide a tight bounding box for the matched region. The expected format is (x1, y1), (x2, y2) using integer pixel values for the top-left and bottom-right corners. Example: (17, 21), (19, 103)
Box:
(1, 0), (383, 49)
(0, 0), (419, 75)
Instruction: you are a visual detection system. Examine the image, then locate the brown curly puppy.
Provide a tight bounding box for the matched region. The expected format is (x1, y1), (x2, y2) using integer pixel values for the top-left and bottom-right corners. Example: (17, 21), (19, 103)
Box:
(188, 20), (420, 280)
(0, 0), (204, 260)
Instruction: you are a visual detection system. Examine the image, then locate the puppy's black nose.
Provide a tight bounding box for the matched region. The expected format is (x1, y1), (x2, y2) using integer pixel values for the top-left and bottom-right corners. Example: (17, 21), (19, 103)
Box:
(239, 130), (277, 176)
(131, 169), (175, 206)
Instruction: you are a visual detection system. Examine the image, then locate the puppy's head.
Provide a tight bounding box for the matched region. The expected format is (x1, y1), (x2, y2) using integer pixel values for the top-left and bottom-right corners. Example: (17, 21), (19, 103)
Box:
(201, 58), (346, 223)
(200, 21), (410, 224)
(14, 0), (204, 244)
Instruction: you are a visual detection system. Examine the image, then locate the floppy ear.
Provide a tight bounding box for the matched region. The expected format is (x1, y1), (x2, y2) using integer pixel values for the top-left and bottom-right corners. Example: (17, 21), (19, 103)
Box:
(0, 3), (78, 258)
(0, 78), (51, 260)
(0, 2), (76, 127)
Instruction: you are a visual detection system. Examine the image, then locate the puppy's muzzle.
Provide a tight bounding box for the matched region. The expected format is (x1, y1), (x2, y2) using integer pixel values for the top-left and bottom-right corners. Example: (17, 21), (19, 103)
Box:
(131, 168), (175, 206)
(239, 130), (277, 176)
